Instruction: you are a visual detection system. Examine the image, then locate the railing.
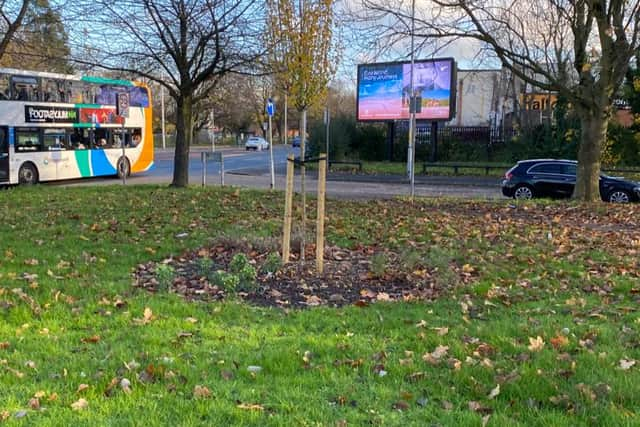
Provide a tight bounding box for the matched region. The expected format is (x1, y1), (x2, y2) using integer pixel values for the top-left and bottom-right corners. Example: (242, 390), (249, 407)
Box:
(328, 161), (363, 172)
(423, 162), (512, 175)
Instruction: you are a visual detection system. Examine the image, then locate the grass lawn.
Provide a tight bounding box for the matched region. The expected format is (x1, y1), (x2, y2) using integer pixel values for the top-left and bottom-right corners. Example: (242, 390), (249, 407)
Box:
(1, 185), (639, 426)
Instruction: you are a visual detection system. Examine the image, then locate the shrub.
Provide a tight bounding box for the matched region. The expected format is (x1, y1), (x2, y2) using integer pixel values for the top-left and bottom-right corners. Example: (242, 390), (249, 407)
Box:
(229, 253), (257, 291)
(211, 271), (240, 293)
(262, 252), (282, 274)
(196, 257), (214, 278)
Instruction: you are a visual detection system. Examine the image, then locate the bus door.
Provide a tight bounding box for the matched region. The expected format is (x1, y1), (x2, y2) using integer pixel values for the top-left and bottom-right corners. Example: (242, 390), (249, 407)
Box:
(0, 128), (8, 183)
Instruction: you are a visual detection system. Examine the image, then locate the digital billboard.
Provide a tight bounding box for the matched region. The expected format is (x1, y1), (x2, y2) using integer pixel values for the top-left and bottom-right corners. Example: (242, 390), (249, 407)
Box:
(357, 58), (456, 122)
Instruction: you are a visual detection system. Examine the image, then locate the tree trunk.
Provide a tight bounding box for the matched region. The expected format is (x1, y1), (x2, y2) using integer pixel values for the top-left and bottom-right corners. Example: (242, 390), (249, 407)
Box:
(574, 109), (608, 202)
(172, 93), (194, 187)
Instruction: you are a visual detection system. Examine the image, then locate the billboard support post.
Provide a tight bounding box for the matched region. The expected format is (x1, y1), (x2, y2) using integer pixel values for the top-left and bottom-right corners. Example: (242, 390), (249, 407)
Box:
(408, 0), (416, 199)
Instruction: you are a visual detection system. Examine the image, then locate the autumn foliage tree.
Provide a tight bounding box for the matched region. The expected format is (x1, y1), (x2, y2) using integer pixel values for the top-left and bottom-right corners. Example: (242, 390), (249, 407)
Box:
(267, 0), (338, 260)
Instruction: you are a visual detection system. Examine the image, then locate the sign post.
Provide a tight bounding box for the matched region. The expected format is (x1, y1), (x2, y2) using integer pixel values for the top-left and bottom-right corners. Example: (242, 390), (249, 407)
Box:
(266, 98), (275, 190)
(324, 107), (330, 162)
(116, 93), (130, 185)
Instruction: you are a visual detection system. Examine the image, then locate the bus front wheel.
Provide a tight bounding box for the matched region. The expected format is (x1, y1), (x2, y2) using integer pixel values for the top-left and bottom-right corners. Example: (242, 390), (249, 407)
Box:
(117, 157), (130, 179)
(18, 163), (39, 185)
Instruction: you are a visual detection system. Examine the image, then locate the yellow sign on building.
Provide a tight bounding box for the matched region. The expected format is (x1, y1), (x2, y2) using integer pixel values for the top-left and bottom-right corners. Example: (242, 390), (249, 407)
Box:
(520, 93), (558, 110)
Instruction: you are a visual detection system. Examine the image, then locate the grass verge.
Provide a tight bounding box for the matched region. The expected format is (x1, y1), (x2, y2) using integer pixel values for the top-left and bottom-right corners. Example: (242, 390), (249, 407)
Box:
(0, 185), (639, 425)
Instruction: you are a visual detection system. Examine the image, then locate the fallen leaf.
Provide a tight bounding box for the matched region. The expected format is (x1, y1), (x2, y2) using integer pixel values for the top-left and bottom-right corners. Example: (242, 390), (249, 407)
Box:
(422, 345), (449, 364)
(550, 334), (569, 350)
(28, 397), (40, 409)
(433, 327), (449, 336)
(193, 385), (211, 398)
(392, 401), (409, 411)
(71, 398), (88, 410)
(576, 383), (596, 401)
(120, 378), (132, 394)
(462, 264), (475, 274)
(77, 384), (89, 393)
(304, 295), (323, 306)
(376, 292), (391, 301)
(488, 384), (500, 399)
(81, 335), (101, 344)
(236, 402), (264, 411)
(619, 359), (636, 370)
(528, 336), (545, 352)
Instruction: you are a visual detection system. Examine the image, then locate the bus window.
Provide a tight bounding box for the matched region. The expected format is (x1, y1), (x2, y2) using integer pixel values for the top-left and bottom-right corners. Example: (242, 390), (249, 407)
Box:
(81, 83), (96, 104)
(0, 74), (9, 100)
(11, 76), (40, 101)
(42, 79), (67, 102)
(70, 129), (89, 150)
(15, 128), (41, 152)
(43, 129), (67, 150)
(94, 129), (109, 148)
(68, 81), (83, 104)
(131, 128), (142, 146)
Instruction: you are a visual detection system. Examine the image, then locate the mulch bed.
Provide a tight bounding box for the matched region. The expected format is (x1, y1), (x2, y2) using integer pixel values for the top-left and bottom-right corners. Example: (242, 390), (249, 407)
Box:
(133, 242), (451, 309)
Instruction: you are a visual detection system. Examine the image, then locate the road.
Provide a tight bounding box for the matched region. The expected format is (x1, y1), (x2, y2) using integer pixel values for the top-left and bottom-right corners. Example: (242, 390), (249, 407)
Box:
(63, 145), (504, 200)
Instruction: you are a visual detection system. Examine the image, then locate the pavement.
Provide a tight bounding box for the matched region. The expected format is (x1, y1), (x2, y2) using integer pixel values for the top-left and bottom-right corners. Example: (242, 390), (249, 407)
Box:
(61, 144), (505, 201)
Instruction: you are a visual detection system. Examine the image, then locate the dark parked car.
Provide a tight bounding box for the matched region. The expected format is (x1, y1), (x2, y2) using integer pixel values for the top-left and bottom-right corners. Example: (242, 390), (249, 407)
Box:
(501, 159), (640, 203)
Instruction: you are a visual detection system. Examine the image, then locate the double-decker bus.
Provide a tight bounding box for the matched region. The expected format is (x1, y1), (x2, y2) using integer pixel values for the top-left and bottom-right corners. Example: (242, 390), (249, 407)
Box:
(0, 68), (154, 185)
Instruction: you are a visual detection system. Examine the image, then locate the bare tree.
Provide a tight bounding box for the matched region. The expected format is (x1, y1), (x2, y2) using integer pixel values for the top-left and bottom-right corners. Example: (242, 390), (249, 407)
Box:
(355, 0), (640, 201)
(66, 0), (263, 187)
(0, 0), (31, 59)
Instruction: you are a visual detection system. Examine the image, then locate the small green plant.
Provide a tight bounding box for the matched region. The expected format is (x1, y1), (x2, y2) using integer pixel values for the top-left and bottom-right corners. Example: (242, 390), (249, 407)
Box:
(369, 252), (387, 277)
(196, 257), (214, 277)
(229, 253), (250, 273)
(211, 271), (240, 293)
(155, 264), (176, 291)
(400, 248), (423, 272)
(424, 246), (460, 288)
(229, 253), (257, 291)
(262, 252), (282, 274)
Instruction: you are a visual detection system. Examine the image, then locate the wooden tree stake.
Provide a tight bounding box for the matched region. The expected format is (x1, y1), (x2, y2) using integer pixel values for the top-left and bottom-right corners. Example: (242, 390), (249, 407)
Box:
(316, 153), (327, 273)
(282, 154), (295, 262)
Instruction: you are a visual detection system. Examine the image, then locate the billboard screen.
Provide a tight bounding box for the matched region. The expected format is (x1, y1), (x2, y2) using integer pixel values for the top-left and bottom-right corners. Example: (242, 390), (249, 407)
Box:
(357, 58), (456, 121)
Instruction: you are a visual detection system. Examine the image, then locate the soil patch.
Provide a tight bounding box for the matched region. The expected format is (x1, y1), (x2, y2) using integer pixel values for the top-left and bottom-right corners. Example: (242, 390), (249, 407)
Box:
(133, 243), (450, 308)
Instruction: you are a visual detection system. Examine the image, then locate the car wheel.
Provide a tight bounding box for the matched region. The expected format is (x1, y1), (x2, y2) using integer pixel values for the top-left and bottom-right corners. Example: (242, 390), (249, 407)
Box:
(513, 185), (534, 200)
(18, 163), (39, 185)
(608, 189), (630, 203)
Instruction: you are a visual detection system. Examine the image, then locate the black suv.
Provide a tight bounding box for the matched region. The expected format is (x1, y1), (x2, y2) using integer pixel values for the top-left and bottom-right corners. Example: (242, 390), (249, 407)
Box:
(501, 159), (640, 203)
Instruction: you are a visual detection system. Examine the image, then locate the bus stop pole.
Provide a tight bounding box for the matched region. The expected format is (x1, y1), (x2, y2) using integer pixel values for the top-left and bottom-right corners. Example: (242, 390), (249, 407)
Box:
(201, 152), (206, 187)
(220, 155), (224, 186)
(122, 120), (126, 185)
